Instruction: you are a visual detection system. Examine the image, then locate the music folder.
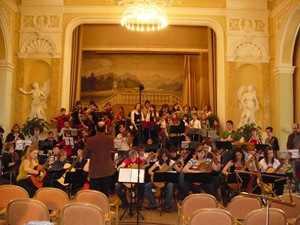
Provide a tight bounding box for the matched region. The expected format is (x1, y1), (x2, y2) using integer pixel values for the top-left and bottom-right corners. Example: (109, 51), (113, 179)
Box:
(118, 168), (145, 184)
(254, 144), (269, 151)
(153, 171), (179, 183)
(215, 141), (233, 150)
(184, 172), (212, 183)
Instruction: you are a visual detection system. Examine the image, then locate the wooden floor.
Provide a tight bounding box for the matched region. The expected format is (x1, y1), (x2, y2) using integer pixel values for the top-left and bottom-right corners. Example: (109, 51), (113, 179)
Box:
(109, 191), (179, 225)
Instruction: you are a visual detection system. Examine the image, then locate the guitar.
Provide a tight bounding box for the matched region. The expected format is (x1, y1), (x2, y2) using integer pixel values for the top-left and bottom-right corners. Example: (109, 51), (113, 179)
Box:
(151, 157), (182, 189)
(30, 156), (50, 189)
(57, 154), (82, 186)
(193, 150), (225, 173)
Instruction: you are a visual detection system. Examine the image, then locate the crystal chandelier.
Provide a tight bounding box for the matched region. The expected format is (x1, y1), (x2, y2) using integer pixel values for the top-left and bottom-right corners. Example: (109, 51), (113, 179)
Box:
(120, 0), (168, 32)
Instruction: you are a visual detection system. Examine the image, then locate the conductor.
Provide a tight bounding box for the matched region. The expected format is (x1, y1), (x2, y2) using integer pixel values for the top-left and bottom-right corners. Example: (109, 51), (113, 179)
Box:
(83, 121), (115, 196)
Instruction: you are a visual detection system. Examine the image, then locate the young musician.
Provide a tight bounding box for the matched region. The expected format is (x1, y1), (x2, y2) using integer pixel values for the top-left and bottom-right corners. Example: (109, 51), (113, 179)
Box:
(114, 123), (132, 150)
(16, 145), (42, 197)
(43, 149), (68, 188)
(115, 149), (149, 209)
(221, 148), (252, 206)
(257, 147), (289, 195)
(1, 143), (18, 182)
(145, 148), (183, 211)
(179, 146), (221, 200)
(5, 124), (25, 158)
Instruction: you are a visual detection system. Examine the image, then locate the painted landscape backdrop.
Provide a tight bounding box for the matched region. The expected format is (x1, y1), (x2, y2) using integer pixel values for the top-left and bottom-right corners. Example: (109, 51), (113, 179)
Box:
(80, 51), (184, 103)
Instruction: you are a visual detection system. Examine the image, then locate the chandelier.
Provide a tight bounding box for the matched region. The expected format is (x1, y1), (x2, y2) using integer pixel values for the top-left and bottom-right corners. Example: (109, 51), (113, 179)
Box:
(120, 0), (168, 32)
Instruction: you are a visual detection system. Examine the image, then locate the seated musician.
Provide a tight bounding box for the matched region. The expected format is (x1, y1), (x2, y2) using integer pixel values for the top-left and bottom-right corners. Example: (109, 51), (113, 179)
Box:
(145, 148), (183, 211)
(43, 131), (58, 154)
(221, 148), (253, 206)
(43, 149), (68, 188)
(179, 146), (221, 200)
(56, 130), (73, 157)
(1, 143), (19, 182)
(115, 149), (149, 209)
(256, 146), (290, 195)
(16, 145), (42, 197)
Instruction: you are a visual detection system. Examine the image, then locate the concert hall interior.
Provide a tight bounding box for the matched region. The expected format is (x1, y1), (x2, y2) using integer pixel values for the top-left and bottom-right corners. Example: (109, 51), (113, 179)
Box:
(0, 0), (300, 225)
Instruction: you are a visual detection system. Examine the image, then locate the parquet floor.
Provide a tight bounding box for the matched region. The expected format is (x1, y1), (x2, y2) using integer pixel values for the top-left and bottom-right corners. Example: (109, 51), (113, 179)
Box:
(109, 190), (179, 225)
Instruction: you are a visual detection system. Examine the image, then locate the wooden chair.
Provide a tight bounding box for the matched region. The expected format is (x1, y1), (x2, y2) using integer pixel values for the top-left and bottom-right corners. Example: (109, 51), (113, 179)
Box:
(6, 198), (50, 225)
(0, 184), (29, 218)
(227, 195), (262, 224)
(190, 208), (235, 225)
(177, 193), (219, 225)
(294, 214), (300, 225)
(270, 193), (300, 225)
(61, 202), (105, 225)
(75, 189), (119, 225)
(244, 208), (287, 225)
(34, 187), (70, 222)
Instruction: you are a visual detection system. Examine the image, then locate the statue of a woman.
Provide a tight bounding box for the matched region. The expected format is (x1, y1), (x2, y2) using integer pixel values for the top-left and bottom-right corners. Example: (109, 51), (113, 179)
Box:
(238, 85), (259, 127)
(19, 80), (50, 120)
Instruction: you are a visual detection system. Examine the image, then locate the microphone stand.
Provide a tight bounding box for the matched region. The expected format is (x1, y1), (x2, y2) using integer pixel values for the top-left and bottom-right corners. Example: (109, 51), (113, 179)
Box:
(137, 83), (144, 225)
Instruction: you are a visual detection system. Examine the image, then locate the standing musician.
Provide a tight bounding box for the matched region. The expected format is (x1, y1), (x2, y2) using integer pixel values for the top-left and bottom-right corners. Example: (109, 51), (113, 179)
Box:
(5, 124), (25, 158)
(74, 128), (90, 151)
(179, 146), (221, 200)
(256, 146), (290, 195)
(16, 145), (42, 197)
(145, 148), (183, 211)
(221, 148), (253, 206)
(115, 149), (149, 209)
(114, 123), (132, 150)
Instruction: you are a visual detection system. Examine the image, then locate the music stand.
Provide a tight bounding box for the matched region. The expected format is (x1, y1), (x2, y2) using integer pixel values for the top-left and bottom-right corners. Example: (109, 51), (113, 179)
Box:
(153, 172), (179, 216)
(181, 141), (190, 149)
(39, 140), (54, 154)
(114, 140), (122, 149)
(64, 137), (74, 146)
(119, 168), (145, 220)
(215, 141), (233, 150)
(15, 140), (32, 151)
(255, 144), (269, 152)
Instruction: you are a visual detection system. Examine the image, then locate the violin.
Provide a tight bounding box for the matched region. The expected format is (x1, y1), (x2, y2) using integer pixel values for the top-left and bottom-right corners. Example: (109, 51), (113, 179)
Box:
(10, 152), (20, 162)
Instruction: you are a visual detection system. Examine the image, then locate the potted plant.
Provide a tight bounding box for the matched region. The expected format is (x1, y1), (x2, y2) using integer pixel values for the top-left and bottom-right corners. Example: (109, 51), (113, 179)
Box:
(233, 122), (262, 142)
(206, 114), (219, 128)
(21, 117), (49, 138)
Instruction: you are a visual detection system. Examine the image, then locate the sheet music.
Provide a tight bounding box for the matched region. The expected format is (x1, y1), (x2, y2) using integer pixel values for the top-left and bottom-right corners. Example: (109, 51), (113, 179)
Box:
(280, 149), (299, 159)
(118, 168), (145, 183)
(15, 140), (32, 150)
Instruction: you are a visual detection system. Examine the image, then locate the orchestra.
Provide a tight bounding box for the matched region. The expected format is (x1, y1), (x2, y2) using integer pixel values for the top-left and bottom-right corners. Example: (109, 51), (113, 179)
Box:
(0, 101), (296, 218)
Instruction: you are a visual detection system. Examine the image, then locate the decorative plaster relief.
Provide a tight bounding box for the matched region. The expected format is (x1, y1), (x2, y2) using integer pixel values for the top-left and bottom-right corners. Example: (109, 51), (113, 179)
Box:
(25, 38), (55, 56)
(229, 19), (240, 31)
(21, 14), (60, 30)
(229, 18), (266, 33)
(235, 42), (263, 61)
